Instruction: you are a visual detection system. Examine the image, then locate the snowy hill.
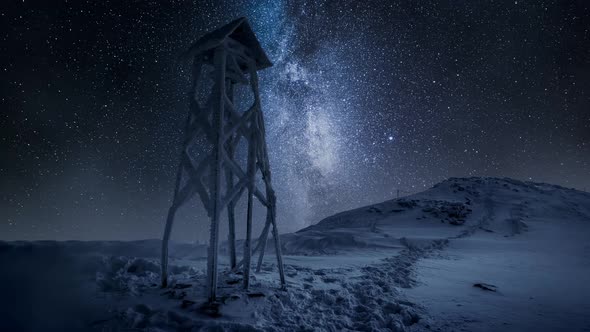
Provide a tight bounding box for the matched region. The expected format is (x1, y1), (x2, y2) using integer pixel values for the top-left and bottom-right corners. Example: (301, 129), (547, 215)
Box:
(1, 177), (589, 331)
(281, 177), (590, 254)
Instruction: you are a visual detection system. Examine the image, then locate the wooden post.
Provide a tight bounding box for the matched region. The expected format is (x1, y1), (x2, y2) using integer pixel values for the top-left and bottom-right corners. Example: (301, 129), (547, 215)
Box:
(255, 213), (272, 272)
(243, 127), (257, 289)
(206, 45), (227, 302)
(250, 67), (286, 286)
(161, 197), (179, 288)
(225, 82), (237, 269)
(242, 64), (260, 288)
(161, 58), (203, 288)
(270, 193), (286, 287)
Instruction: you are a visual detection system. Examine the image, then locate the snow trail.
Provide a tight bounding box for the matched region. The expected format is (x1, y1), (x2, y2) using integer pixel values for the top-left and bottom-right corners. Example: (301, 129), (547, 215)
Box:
(257, 182), (513, 331)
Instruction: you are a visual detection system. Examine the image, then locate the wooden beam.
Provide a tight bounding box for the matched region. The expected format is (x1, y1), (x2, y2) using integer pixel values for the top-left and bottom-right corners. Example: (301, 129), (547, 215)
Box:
(220, 176), (247, 211)
(222, 150), (268, 207)
(243, 129), (256, 289)
(206, 45), (227, 302)
(223, 103), (256, 142)
(255, 211), (272, 272)
(225, 82), (237, 269)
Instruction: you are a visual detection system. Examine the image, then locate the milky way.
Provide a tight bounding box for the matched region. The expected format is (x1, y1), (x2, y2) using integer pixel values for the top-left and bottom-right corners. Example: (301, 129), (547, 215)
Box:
(1, 1), (589, 241)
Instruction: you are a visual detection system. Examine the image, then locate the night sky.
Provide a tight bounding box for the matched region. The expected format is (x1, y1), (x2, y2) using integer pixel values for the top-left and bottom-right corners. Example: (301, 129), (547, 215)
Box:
(1, 1), (589, 241)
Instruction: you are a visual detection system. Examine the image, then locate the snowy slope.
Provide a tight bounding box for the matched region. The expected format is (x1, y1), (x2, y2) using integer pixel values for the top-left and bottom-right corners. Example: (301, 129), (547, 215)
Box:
(283, 177), (589, 254)
(1, 177), (589, 331)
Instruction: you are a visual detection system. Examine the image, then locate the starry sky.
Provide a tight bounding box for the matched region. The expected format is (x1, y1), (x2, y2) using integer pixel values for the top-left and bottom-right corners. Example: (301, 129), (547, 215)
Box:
(1, 0), (589, 241)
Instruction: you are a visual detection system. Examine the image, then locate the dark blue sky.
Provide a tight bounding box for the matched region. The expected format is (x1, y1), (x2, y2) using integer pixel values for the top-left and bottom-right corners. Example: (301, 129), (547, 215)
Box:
(1, 0), (589, 241)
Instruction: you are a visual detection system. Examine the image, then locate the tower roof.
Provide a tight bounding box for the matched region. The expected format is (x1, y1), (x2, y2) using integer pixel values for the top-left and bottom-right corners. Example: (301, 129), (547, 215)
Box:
(186, 17), (272, 71)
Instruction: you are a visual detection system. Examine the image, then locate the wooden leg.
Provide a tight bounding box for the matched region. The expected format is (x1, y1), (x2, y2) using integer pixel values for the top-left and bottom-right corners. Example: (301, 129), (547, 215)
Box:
(161, 205), (177, 288)
(255, 213), (272, 272)
(270, 204), (286, 287)
(243, 133), (257, 289)
(206, 45), (227, 303)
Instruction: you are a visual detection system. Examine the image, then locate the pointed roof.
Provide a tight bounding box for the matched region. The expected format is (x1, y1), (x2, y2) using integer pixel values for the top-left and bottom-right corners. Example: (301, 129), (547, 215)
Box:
(185, 17), (272, 71)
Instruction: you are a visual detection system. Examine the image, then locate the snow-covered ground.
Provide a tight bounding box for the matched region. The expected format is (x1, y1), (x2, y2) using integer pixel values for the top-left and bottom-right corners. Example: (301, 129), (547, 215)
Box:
(1, 177), (589, 331)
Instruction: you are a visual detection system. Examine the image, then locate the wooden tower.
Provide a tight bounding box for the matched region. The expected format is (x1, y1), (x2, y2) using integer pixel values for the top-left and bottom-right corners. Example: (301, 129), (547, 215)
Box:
(160, 17), (286, 302)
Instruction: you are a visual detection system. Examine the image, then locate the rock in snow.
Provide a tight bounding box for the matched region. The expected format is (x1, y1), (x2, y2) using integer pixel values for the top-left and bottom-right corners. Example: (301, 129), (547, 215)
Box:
(0, 177), (589, 331)
(473, 283), (498, 292)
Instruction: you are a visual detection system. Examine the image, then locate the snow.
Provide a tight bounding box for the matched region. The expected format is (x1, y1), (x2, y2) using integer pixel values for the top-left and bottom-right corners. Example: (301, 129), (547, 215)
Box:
(1, 177), (589, 331)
